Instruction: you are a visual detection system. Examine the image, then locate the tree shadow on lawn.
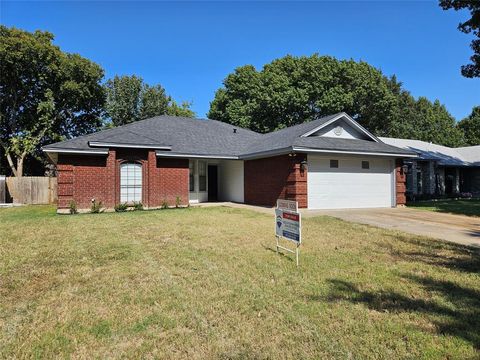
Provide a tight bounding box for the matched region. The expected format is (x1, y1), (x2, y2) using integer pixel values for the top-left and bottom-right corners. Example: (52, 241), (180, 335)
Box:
(408, 200), (480, 217)
(314, 276), (480, 349)
(379, 234), (480, 274)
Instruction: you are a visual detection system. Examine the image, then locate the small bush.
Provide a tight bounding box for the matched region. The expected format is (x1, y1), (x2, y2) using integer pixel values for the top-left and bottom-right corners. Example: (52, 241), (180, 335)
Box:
(69, 201), (78, 214)
(133, 202), (144, 211)
(175, 196), (181, 208)
(114, 203), (128, 212)
(161, 200), (169, 209)
(90, 199), (103, 214)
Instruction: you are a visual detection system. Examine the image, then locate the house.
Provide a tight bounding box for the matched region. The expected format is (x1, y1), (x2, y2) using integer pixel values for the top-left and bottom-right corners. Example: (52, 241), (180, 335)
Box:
(42, 112), (416, 213)
(380, 137), (480, 198)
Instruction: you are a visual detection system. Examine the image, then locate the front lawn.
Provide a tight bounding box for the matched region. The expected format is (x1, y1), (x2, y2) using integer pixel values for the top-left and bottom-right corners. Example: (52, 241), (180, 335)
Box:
(1, 206), (479, 358)
(408, 199), (480, 217)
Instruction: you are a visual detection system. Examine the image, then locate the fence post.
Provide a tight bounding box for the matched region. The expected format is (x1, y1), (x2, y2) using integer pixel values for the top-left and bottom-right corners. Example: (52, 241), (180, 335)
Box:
(0, 175), (5, 203)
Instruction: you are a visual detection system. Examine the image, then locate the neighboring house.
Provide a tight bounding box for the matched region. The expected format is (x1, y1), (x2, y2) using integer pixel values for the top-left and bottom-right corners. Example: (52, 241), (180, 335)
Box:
(42, 112), (416, 213)
(380, 137), (480, 198)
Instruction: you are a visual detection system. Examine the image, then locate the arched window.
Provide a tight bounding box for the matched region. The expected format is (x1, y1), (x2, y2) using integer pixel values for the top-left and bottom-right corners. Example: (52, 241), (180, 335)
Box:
(120, 162), (142, 203)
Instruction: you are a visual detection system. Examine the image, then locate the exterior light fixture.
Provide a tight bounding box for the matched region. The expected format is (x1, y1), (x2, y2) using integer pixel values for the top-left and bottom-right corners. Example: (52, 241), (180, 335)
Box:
(300, 160), (308, 171)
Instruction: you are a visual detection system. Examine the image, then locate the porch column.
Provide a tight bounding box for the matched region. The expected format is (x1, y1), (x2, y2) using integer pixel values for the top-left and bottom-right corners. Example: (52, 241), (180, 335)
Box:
(455, 168), (460, 193)
(411, 161), (418, 195)
(426, 161), (435, 195)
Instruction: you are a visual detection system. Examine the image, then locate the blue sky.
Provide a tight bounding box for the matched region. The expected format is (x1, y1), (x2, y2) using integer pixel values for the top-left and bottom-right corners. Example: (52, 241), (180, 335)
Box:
(1, 1), (479, 120)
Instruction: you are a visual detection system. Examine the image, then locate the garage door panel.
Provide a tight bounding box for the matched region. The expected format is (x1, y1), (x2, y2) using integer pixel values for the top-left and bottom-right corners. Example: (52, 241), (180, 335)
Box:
(307, 154), (393, 209)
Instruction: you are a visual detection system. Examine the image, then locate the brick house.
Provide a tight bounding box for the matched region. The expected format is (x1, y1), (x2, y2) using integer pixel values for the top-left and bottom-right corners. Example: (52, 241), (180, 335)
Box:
(43, 112), (416, 213)
(380, 137), (480, 199)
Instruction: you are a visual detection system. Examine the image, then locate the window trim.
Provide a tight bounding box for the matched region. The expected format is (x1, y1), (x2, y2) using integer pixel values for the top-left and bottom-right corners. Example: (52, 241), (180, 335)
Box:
(189, 160), (195, 192)
(119, 161), (143, 204)
(198, 160), (207, 192)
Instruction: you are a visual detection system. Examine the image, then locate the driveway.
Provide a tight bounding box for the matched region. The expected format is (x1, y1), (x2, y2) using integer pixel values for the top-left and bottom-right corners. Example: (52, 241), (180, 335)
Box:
(198, 202), (480, 248)
(302, 207), (480, 248)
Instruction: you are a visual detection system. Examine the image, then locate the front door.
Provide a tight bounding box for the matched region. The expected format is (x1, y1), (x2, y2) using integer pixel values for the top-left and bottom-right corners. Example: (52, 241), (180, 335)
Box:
(208, 165), (218, 201)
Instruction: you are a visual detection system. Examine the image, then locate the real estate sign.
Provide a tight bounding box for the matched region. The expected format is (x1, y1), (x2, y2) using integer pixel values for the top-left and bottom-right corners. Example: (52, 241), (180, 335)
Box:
(274, 200), (302, 266)
(275, 208), (301, 243)
(276, 199), (298, 212)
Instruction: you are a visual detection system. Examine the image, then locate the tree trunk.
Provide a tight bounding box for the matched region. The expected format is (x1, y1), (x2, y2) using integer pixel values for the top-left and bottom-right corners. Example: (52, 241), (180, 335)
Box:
(5, 151), (18, 177)
(16, 154), (25, 177)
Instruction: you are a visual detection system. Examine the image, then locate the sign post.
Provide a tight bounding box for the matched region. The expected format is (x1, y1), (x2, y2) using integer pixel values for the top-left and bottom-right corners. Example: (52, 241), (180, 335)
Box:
(275, 200), (301, 266)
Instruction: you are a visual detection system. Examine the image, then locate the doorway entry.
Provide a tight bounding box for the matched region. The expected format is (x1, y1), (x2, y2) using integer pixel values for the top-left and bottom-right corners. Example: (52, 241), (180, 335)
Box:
(208, 165), (218, 201)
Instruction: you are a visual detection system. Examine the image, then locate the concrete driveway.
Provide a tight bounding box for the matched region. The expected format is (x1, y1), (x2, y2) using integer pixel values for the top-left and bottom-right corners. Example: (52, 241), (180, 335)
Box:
(302, 207), (480, 248)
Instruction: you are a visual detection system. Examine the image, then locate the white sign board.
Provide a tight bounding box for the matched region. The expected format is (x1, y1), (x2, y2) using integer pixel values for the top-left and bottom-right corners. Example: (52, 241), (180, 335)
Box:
(276, 199), (298, 212)
(275, 209), (301, 243)
(274, 199), (302, 266)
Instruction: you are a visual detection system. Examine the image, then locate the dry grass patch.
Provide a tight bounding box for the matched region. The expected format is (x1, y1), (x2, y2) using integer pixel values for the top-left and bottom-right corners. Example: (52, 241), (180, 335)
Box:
(0, 205), (479, 359)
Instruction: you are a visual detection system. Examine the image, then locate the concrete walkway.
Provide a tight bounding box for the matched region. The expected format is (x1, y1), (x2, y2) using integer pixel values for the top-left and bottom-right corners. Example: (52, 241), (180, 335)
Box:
(195, 202), (480, 248)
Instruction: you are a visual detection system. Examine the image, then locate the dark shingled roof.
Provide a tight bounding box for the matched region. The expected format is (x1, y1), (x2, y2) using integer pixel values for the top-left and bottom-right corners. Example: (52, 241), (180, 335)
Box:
(43, 113), (416, 158)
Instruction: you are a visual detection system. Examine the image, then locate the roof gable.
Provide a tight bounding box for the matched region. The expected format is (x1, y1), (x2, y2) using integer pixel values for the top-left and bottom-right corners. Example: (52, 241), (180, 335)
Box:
(301, 113), (379, 142)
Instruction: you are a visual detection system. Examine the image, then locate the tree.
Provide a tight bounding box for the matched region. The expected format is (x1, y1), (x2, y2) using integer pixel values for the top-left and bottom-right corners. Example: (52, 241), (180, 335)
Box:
(458, 106), (480, 145)
(166, 99), (195, 118)
(440, 0), (480, 78)
(387, 81), (465, 147)
(104, 75), (144, 127)
(0, 26), (105, 176)
(209, 54), (465, 147)
(104, 75), (194, 126)
(209, 55), (398, 134)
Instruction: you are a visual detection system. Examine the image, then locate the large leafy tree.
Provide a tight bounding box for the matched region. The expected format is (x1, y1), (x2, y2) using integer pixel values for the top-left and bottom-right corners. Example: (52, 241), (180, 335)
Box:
(386, 79), (465, 147)
(0, 26), (105, 176)
(209, 55), (398, 134)
(440, 0), (480, 78)
(458, 106), (480, 145)
(104, 75), (194, 127)
(209, 54), (463, 147)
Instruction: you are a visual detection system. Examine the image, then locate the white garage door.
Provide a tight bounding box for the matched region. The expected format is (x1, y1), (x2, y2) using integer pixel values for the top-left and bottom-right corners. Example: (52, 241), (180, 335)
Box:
(307, 154), (394, 209)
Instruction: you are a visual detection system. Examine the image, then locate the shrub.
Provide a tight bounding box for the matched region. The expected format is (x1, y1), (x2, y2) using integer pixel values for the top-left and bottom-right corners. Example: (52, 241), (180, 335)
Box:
(161, 200), (169, 209)
(69, 200), (78, 214)
(114, 203), (128, 212)
(133, 202), (144, 210)
(90, 199), (103, 214)
(175, 196), (181, 208)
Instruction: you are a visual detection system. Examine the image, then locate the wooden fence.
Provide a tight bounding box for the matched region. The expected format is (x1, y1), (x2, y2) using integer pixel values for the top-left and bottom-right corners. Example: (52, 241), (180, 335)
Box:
(6, 177), (57, 204)
(0, 176), (5, 203)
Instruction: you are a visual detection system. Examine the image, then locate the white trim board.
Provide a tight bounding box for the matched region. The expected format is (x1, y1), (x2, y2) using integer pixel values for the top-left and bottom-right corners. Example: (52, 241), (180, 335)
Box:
(42, 148), (109, 155)
(301, 112), (380, 143)
(292, 147), (417, 158)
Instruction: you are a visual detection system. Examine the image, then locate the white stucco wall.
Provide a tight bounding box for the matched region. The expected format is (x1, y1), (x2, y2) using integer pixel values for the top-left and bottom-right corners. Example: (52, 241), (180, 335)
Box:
(218, 160), (244, 203)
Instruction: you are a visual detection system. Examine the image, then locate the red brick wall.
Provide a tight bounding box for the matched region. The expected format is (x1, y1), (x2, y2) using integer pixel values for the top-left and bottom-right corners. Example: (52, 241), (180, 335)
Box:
(244, 154), (308, 208)
(57, 149), (189, 211)
(147, 152), (189, 207)
(396, 159), (407, 206)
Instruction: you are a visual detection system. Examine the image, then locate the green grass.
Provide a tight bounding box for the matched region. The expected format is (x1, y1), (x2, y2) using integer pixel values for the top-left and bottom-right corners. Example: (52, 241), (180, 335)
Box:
(408, 199), (480, 217)
(1, 205), (479, 359)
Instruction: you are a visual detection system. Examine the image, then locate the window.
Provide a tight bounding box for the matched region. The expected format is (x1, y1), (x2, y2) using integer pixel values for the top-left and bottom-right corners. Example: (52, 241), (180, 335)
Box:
(120, 162), (142, 203)
(362, 161), (370, 169)
(189, 161), (195, 192)
(198, 160), (207, 191)
(330, 159), (339, 168)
